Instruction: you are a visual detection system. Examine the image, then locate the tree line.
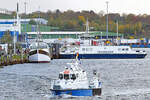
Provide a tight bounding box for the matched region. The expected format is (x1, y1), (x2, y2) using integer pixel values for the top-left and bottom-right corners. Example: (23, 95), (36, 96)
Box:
(2, 10), (150, 38)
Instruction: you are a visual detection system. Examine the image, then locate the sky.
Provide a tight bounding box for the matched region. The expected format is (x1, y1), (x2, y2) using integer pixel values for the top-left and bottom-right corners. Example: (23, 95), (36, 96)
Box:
(1, 0), (150, 15)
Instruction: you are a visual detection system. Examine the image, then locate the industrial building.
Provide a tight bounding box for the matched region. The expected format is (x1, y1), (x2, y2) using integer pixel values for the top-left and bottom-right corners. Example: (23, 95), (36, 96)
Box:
(27, 31), (123, 39)
(0, 18), (50, 38)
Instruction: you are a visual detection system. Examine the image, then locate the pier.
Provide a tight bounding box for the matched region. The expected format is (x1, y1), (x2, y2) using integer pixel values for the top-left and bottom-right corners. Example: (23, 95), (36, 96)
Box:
(0, 53), (29, 68)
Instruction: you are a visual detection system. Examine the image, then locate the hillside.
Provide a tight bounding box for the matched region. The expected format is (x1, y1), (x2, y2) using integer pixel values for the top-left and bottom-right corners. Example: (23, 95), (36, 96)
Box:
(1, 10), (150, 38)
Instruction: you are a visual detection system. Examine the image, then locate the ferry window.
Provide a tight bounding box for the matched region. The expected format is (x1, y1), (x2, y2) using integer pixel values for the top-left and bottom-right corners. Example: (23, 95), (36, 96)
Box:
(86, 48), (88, 51)
(59, 74), (63, 80)
(64, 74), (69, 80)
(82, 48), (85, 51)
(71, 74), (76, 80)
(90, 48), (93, 51)
(126, 48), (128, 51)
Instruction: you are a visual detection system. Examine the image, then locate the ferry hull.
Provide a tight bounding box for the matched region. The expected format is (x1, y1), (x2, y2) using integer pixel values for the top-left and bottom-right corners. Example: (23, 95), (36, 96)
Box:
(59, 54), (147, 59)
(51, 88), (101, 96)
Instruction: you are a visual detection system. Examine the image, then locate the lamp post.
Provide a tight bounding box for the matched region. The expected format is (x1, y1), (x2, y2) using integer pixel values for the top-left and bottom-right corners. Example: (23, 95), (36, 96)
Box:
(106, 1), (109, 39)
(24, 1), (28, 48)
(13, 16), (16, 55)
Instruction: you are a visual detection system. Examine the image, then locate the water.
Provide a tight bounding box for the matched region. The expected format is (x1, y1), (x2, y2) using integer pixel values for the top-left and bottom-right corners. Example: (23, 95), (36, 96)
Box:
(0, 48), (150, 100)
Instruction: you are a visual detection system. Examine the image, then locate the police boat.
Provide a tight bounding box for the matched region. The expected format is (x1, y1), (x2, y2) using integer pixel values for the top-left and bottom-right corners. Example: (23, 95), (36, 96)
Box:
(50, 54), (102, 97)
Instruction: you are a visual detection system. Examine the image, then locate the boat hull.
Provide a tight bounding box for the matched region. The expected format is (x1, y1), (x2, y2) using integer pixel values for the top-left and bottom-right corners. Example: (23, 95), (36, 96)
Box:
(59, 54), (147, 59)
(29, 53), (51, 63)
(51, 88), (101, 96)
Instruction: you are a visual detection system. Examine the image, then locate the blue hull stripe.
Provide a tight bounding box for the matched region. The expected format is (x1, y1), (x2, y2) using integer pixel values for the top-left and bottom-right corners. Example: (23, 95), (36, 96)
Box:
(59, 54), (147, 59)
(52, 89), (93, 96)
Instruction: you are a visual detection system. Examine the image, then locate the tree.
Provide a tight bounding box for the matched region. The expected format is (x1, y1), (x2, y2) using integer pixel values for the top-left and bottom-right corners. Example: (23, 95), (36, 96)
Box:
(78, 16), (86, 24)
(0, 31), (13, 44)
(29, 20), (37, 25)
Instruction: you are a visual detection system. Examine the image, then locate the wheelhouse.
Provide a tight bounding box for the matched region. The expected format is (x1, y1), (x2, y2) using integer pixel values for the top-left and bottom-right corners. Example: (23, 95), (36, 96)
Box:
(59, 72), (77, 80)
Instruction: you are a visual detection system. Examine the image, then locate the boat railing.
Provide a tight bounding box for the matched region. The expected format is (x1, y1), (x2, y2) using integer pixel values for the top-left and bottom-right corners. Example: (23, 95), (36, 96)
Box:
(136, 50), (146, 53)
(50, 78), (57, 89)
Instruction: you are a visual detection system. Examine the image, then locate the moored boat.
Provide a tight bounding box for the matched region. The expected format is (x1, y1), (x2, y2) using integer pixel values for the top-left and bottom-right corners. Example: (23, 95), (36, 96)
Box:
(28, 42), (51, 63)
(59, 45), (147, 59)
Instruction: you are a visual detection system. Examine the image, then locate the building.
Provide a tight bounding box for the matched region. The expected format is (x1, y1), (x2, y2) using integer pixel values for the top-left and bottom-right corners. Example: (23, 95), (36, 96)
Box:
(0, 8), (12, 15)
(0, 18), (48, 25)
(0, 19), (20, 38)
(0, 18), (50, 39)
(27, 31), (123, 39)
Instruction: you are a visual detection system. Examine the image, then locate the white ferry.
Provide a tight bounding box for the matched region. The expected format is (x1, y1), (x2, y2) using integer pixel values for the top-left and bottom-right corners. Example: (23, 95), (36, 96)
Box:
(59, 45), (147, 59)
(28, 42), (51, 63)
(50, 55), (102, 96)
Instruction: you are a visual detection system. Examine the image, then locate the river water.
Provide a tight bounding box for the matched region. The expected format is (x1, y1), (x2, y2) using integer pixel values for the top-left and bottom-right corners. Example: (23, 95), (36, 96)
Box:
(0, 48), (150, 100)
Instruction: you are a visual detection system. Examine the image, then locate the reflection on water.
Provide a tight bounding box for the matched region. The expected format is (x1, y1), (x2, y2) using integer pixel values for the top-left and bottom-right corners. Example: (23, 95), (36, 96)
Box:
(0, 48), (150, 100)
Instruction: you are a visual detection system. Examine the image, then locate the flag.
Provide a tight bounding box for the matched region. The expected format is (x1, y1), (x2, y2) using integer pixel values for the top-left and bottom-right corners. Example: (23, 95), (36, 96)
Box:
(76, 52), (80, 60)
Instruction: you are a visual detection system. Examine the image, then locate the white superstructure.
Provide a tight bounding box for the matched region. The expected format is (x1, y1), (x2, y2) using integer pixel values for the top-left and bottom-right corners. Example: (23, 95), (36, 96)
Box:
(52, 57), (101, 90)
(60, 45), (146, 54)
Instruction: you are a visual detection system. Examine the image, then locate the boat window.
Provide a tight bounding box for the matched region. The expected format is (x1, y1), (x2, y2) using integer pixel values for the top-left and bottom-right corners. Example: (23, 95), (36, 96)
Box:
(71, 74), (76, 80)
(82, 48), (85, 51)
(39, 45), (48, 49)
(59, 74), (63, 80)
(64, 74), (69, 80)
(30, 46), (38, 49)
(126, 48), (128, 51)
(85, 48), (92, 51)
(90, 48), (93, 51)
(76, 74), (78, 78)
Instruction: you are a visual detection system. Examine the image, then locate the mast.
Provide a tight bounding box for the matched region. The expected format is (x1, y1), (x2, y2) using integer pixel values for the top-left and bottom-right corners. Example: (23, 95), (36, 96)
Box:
(37, 6), (41, 49)
(85, 18), (90, 45)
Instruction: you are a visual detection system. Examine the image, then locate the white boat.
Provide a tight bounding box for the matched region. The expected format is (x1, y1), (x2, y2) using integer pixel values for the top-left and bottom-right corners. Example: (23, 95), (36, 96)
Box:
(28, 42), (51, 63)
(59, 45), (147, 59)
(28, 10), (51, 63)
(50, 55), (102, 96)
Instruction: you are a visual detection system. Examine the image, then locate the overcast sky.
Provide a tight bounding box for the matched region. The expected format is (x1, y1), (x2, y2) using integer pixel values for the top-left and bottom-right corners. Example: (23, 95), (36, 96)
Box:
(1, 0), (150, 15)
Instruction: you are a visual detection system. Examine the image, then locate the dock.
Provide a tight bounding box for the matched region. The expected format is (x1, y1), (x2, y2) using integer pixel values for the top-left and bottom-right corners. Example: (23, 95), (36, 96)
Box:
(0, 53), (29, 68)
